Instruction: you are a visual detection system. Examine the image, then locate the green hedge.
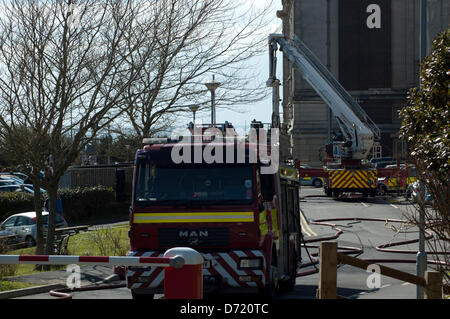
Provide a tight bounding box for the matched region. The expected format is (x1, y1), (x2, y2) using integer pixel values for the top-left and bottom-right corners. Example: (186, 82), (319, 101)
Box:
(0, 187), (128, 225)
(59, 186), (127, 223)
(0, 192), (34, 222)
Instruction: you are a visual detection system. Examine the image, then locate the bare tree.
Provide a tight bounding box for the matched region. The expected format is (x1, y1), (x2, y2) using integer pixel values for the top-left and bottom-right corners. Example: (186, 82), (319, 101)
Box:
(0, 126), (51, 255)
(118, 0), (275, 139)
(0, 0), (276, 256)
(0, 0), (155, 255)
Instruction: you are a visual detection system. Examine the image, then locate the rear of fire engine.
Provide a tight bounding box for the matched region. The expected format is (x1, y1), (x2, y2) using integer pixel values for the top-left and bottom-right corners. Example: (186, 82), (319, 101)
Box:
(126, 125), (301, 299)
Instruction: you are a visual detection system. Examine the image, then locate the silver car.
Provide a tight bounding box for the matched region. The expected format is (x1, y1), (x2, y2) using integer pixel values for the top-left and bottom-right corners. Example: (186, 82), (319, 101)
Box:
(0, 179), (20, 187)
(0, 211), (68, 247)
(0, 226), (16, 246)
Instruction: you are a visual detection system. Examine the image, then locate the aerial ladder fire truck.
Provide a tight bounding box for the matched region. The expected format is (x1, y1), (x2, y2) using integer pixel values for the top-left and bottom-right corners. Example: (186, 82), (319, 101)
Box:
(267, 34), (394, 198)
(125, 101), (302, 297)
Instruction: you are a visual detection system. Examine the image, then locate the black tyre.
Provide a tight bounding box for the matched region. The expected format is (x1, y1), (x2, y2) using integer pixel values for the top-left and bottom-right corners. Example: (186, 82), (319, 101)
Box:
(25, 236), (36, 248)
(280, 253), (297, 292)
(313, 179), (323, 188)
(377, 184), (387, 196)
(259, 265), (279, 298)
(405, 188), (412, 199)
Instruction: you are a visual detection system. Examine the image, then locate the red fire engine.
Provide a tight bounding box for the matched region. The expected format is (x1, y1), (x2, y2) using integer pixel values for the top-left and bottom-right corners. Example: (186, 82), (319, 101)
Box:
(268, 34), (384, 198)
(125, 122), (301, 299)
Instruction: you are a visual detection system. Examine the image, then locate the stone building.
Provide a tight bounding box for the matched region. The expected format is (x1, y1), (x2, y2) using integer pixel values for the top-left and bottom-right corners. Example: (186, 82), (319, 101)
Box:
(277, 0), (449, 166)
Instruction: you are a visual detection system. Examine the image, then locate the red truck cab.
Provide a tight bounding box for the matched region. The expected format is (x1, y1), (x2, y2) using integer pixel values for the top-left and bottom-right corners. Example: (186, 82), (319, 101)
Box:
(126, 125), (301, 299)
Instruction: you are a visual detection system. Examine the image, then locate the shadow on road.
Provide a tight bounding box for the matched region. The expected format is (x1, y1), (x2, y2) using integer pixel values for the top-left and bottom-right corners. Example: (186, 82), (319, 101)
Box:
(281, 284), (366, 299)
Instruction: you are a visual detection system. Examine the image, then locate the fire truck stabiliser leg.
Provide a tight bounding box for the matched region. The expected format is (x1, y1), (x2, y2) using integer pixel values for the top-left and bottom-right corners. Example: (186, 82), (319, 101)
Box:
(163, 247), (204, 299)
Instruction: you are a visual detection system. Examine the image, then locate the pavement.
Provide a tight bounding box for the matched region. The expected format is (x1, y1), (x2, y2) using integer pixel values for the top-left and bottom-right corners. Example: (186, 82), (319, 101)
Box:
(0, 264), (121, 299)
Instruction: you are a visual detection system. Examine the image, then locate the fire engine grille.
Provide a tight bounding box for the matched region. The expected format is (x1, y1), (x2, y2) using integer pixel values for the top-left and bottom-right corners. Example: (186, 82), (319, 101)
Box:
(158, 228), (229, 247)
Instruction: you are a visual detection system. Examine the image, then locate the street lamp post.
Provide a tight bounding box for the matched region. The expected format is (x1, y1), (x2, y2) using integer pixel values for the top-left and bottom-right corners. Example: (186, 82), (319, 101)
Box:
(189, 105), (200, 124)
(205, 75), (221, 125)
(416, 0), (428, 300)
(125, 144), (130, 163)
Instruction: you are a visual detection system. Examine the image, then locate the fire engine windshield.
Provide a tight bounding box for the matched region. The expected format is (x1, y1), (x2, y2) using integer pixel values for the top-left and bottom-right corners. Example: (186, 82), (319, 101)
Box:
(134, 163), (254, 205)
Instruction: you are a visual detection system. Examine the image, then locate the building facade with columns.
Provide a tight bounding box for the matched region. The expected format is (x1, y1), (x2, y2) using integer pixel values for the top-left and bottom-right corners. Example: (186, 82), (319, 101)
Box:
(277, 0), (449, 167)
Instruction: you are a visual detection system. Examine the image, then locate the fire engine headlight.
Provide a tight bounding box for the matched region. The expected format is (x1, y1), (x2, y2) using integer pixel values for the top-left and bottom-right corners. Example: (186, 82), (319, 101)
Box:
(238, 257), (263, 270)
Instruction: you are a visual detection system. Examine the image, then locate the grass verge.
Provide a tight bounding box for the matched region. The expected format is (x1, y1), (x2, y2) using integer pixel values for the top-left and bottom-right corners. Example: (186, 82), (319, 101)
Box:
(0, 281), (39, 292)
(2, 225), (129, 279)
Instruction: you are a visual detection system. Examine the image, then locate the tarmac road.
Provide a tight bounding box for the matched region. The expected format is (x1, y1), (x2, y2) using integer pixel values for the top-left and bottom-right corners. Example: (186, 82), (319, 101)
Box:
(287, 187), (422, 299)
(9, 187), (431, 300)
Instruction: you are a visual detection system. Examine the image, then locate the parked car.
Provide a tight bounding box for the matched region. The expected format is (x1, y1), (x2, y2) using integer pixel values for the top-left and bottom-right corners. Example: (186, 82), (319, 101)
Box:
(376, 165), (417, 196)
(0, 184), (46, 195)
(0, 226), (17, 247)
(23, 184), (47, 195)
(300, 176), (324, 188)
(0, 179), (21, 187)
(407, 181), (432, 204)
(299, 165), (324, 188)
(0, 227), (13, 237)
(11, 172), (30, 182)
(369, 157), (395, 164)
(0, 184), (35, 194)
(374, 161), (402, 169)
(0, 174), (25, 184)
(0, 211), (68, 247)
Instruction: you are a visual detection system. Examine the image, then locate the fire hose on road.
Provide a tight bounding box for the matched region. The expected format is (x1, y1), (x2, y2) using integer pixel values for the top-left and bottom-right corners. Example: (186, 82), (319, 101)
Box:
(298, 217), (450, 277)
(49, 281), (126, 300)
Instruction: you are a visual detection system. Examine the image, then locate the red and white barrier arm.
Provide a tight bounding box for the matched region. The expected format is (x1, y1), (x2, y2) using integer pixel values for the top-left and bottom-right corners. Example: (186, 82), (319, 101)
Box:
(0, 255), (185, 268)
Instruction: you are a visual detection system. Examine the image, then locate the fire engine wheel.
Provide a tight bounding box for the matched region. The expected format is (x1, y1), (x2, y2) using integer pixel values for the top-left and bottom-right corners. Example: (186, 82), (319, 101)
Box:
(280, 253), (297, 292)
(259, 265), (279, 298)
(377, 184), (387, 196)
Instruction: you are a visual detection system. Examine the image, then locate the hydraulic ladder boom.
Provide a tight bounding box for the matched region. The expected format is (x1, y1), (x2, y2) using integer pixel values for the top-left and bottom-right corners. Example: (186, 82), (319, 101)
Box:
(267, 34), (381, 160)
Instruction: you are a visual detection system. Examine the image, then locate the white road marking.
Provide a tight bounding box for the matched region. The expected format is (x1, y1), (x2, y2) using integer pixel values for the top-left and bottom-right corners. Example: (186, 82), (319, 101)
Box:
(390, 204), (399, 209)
(360, 202), (369, 207)
(402, 282), (411, 286)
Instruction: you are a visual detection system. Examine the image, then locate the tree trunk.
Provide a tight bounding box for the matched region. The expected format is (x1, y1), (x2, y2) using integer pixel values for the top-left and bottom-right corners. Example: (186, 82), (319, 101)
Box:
(44, 183), (58, 260)
(32, 177), (45, 256)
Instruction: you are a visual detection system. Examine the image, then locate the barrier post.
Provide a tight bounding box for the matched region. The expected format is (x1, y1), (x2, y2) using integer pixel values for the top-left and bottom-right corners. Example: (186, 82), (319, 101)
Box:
(163, 247), (203, 299)
(317, 241), (337, 299)
(425, 271), (443, 299)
